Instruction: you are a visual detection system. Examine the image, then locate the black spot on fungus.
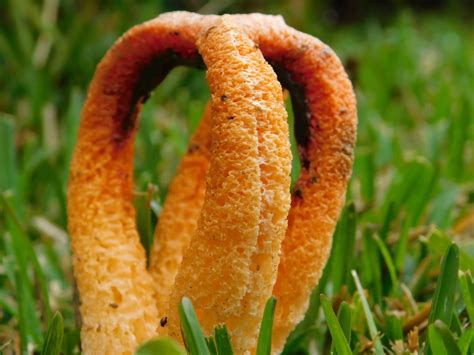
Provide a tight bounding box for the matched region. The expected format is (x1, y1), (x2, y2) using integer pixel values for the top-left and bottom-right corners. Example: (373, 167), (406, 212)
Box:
(109, 303), (119, 309)
(299, 44), (309, 53)
(188, 144), (200, 153)
(228, 116), (235, 120)
(301, 158), (310, 170)
(204, 26), (217, 38)
(341, 143), (354, 158)
(311, 176), (318, 184)
(160, 317), (168, 327)
(221, 95), (228, 101)
(294, 188), (303, 199)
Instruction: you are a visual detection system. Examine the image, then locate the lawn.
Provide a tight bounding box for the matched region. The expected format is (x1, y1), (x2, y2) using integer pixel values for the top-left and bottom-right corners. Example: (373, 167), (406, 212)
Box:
(0, 1), (473, 354)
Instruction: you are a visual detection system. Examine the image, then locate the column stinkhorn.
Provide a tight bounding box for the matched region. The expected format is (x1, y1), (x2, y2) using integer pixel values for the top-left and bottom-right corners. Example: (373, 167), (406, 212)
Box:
(68, 11), (356, 354)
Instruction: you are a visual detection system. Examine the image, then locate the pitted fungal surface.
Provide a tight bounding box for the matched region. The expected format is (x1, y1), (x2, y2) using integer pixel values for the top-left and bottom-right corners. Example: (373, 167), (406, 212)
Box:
(67, 11), (356, 355)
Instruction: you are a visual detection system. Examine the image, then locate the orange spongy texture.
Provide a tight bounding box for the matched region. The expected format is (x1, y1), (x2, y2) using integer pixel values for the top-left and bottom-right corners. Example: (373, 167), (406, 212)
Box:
(152, 13), (356, 353)
(230, 14), (357, 353)
(168, 19), (261, 336)
(150, 13), (356, 353)
(223, 16), (292, 353)
(149, 102), (212, 319)
(67, 79), (159, 352)
(168, 19), (291, 354)
(67, 10), (356, 355)
(67, 12), (212, 354)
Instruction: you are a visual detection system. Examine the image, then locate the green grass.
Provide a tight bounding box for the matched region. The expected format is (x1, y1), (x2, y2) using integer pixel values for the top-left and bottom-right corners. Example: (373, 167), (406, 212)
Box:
(1, 1), (473, 354)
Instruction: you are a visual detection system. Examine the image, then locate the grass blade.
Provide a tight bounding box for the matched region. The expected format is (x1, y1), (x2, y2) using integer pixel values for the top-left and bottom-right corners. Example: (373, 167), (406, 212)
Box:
(427, 230), (474, 274)
(355, 147), (375, 204)
(432, 320), (461, 355)
(329, 203), (357, 293)
(386, 157), (436, 269)
(41, 312), (64, 355)
(6, 0), (34, 64)
(179, 297), (210, 355)
(459, 271), (474, 323)
(62, 88), (83, 183)
(361, 227), (382, 304)
(428, 324), (447, 355)
(61, 329), (81, 355)
(395, 217), (411, 271)
(451, 309), (462, 336)
(459, 328), (473, 355)
(447, 99), (470, 179)
(280, 325), (319, 355)
(1, 193), (52, 322)
(206, 337), (218, 355)
(14, 270), (42, 354)
(331, 300), (352, 354)
(385, 314), (403, 342)
(380, 201), (396, 242)
(426, 243), (459, 355)
(320, 295), (351, 355)
(214, 325), (233, 355)
(352, 270), (384, 355)
(256, 296), (277, 355)
(0, 115), (17, 193)
(136, 337), (186, 355)
(372, 233), (398, 294)
(382, 157), (434, 225)
(337, 302), (352, 343)
(428, 243), (459, 325)
(134, 184), (157, 264)
(427, 182), (459, 228)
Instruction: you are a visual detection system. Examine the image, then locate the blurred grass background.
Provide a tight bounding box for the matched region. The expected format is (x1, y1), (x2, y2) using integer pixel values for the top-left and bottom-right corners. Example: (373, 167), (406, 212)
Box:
(0, 0), (473, 354)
